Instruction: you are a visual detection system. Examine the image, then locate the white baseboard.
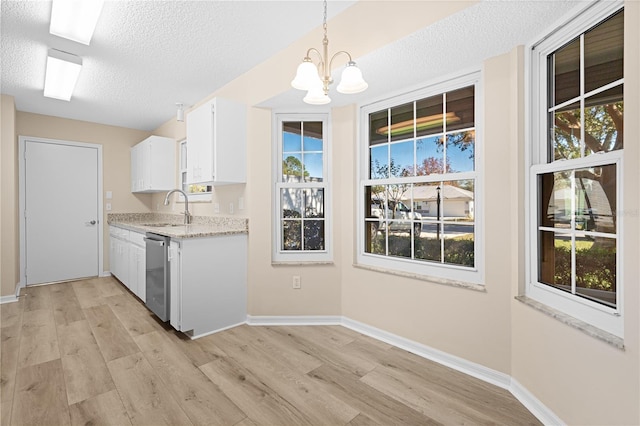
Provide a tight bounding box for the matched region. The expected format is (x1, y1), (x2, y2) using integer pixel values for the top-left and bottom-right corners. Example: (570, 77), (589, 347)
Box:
(100, 271), (112, 278)
(189, 321), (247, 340)
(342, 317), (512, 390)
(246, 315), (342, 326)
(510, 378), (565, 426)
(0, 282), (22, 304)
(247, 314), (561, 425)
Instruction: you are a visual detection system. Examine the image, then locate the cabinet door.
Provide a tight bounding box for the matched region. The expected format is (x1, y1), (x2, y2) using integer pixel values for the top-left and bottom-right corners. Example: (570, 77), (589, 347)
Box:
(128, 244), (146, 301)
(130, 146), (138, 192)
(186, 100), (213, 183)
(136, 246), (146, 302)
(118, 239), (130, 288)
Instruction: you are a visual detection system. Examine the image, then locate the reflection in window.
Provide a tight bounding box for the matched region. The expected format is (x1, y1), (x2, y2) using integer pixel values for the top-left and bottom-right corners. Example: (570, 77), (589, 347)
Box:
(538, 164), (617, 308)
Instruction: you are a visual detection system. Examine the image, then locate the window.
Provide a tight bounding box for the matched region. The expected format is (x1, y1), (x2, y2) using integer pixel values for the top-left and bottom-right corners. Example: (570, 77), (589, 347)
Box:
(528, 2), (623, 337)
(358, 73), (481, 284)
(179, 140), (212, 201)
(273, 114), (331, 262)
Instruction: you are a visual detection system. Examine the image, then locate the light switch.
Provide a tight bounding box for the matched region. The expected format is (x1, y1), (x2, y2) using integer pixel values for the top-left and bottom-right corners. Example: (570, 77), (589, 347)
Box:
(106, 191), (113, 199)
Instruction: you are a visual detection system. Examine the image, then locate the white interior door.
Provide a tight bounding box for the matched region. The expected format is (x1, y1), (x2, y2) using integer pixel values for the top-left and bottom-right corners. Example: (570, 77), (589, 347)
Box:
(24, 140), (100, 285)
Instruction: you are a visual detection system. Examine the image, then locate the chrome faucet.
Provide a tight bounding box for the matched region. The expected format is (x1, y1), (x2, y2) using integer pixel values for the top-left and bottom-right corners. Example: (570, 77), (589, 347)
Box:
(164, 189), (191, 224)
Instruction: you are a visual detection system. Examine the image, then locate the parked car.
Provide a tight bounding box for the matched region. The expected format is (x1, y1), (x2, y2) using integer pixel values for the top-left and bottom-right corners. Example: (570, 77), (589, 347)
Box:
(370, 198), (422, 236)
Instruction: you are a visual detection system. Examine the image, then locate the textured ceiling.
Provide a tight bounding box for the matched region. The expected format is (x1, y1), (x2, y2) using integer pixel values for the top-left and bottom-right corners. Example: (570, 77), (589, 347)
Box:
(0, 0), (355, 130)
(262, 0), (583, 109)
(1, 0), (582, 131)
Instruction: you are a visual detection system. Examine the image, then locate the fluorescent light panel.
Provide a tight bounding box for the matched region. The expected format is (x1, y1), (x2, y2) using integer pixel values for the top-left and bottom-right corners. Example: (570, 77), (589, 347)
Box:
(44, 49), (82, 101)
(50, 0), (104, 45)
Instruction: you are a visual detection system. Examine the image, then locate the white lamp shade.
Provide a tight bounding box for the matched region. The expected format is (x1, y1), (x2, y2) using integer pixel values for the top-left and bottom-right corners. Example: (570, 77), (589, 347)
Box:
(44, 49), (82, 101)
(50, 0), (105, 45)
(337, 62), (368, 94)
(291, 59), (321, 91)
(303, 85), (331, 105)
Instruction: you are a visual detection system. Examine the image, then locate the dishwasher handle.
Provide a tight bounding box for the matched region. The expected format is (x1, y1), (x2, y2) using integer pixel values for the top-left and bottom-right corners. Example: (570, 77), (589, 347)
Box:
(144, 237), (165, 247)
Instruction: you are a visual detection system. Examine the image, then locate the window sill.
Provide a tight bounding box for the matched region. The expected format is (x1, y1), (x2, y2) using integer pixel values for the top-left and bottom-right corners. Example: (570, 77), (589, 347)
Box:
(515, 296), (624, 350)
(353, 263), (486, 292)
(272, 260), (334, 266)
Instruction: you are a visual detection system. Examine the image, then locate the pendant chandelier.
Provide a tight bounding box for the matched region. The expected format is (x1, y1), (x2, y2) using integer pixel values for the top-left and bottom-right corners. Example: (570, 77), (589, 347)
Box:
(291, 0), (368, 105)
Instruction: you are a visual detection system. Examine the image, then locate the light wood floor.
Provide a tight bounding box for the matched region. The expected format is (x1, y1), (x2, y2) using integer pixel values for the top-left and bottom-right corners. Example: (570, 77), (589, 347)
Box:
(1, 276), (540, 425)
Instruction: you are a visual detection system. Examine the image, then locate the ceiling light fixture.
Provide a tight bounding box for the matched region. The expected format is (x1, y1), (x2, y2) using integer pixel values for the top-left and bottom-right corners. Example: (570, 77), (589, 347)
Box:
(176, 103), (185, 122)
(44, 49), (82, 101)
(49, 0), (105, 45)
(291, 0), (367, 105)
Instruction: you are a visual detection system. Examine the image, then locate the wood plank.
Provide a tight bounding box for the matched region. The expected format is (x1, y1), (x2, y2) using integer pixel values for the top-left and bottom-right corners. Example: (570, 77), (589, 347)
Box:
(378, 347), (541, 425)
(1, 324), (21, 404)
(266, 326), (379, 378)
(200, 356), (315, 425)
(50, 282), (85, 326)
(207, 326), (359, 425)
(107, 352), (192, 426)
(105, 294), (163, 338)
(57, 320), (115, 405)
(238, 326), (323, 374)
(0, 299), (24, 329)
(72, 280), (106, 309)
(347, 413), (382, 426)
(166, 328), (228, 368)
(84, 305), (139, 362)
(135, 331), (246, 426)
(23, 285), (51, 312)
(94, 277), (126, 298)
(1, 398), (11, 426)
(17, 309), (60, 367)
(68, 390), (132, 426)
(307, 363), (439, 426)
(12, 359), (70, 426)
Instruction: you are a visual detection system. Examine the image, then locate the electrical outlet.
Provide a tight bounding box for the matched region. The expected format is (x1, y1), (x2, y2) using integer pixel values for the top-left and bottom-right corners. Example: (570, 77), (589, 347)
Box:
(292, 275), (301, 289)
(238, 197), (244, 210)
(229, 202), (234, 214)
(214, 203), (220, 214)
(106, 203), (112, 211)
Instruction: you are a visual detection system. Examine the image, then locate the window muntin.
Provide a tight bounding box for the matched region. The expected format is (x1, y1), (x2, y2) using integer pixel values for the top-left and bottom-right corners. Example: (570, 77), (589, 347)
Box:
(274, 116), (330, 262)
(360, 77), (480, 282)
(529, 3), (623, 336)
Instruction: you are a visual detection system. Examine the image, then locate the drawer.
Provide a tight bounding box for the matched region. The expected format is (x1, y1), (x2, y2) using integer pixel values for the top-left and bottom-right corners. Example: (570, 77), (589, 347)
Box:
(128, 230), (146, 247)
(109, 225), (129, 240)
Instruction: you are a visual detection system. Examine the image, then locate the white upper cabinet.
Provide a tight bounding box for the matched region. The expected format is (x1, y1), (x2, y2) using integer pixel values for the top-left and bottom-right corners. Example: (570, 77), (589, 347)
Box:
(186, 97), (246, 185)
(131, 135), (176, 193)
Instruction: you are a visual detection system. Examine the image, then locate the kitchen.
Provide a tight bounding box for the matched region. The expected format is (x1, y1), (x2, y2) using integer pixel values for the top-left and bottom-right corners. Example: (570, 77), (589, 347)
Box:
(1, 1), (639, 425)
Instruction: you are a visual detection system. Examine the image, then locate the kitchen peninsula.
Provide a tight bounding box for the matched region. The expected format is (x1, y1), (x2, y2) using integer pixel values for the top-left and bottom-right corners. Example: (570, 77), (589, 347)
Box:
(108, 213), (248, 338)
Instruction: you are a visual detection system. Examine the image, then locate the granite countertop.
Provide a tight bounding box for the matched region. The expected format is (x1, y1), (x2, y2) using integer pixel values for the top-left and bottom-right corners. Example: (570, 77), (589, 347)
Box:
(107, 213), (248, 239)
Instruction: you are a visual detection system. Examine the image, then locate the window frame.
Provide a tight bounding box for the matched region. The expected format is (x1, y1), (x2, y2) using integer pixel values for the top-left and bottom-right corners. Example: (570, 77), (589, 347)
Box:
(272, 113), (332, 263)
(526, 0), (624, 337)
(356, 72), (484, 285)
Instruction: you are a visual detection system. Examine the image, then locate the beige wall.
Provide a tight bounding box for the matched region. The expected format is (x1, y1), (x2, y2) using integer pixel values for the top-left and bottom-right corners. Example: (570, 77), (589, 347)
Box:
(1, 95), (18, 298)
(14, 112), (152, 274)
(510, 3), (640, 425)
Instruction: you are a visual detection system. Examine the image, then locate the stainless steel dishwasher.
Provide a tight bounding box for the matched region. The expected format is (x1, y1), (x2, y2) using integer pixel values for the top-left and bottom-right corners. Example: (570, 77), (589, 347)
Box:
(144, 233), (170, 322)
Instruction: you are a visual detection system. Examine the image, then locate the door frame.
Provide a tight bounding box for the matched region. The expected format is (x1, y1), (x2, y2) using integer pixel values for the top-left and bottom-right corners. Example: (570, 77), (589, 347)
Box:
(18, 136), (104, 288)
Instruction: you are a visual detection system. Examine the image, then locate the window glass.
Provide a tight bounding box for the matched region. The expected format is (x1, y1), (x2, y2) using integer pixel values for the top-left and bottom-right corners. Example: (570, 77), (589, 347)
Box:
(363, 85), (477, 271)
(584, 10), (624, 93)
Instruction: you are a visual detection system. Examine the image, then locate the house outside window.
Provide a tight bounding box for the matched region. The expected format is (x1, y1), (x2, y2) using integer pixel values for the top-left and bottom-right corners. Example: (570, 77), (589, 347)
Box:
(273, 114), (331, 263)
(179, 140), (212, 201)
(358, 73), (482, 284)
(528, 2), (624, 337)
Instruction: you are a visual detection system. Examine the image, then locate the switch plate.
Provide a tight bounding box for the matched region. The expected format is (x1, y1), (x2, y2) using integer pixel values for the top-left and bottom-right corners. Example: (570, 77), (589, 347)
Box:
(238, 197), (244, 210)
(106, 191), (112, 199)
(292, 275), (301, 289)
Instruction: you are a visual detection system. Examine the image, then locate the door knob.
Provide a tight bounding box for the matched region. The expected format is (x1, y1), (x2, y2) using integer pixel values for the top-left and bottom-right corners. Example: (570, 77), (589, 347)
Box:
(86, 220), (97, 225)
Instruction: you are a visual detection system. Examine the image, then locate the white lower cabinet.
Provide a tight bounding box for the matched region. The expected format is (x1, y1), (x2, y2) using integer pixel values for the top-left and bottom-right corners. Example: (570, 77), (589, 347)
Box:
(109, 225), (146, 302)
(169, 234), (247, 337)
